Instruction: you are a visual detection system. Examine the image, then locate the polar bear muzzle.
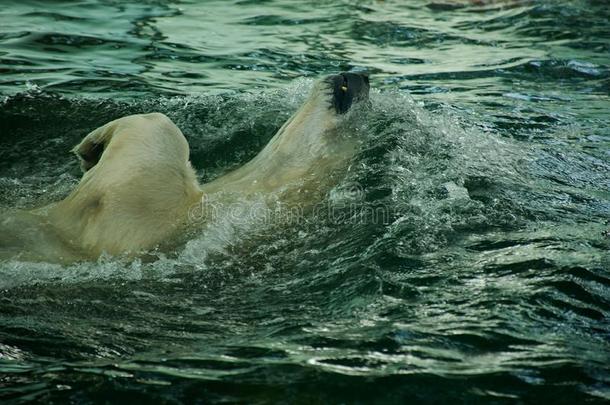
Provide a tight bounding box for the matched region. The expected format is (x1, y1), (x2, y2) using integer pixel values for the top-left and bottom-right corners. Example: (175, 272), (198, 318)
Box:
(328, 72), (370, 114)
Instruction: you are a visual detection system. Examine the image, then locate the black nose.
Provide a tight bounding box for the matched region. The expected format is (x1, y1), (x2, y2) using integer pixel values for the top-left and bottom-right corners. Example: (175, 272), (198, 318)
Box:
(329, 72), (370, 114)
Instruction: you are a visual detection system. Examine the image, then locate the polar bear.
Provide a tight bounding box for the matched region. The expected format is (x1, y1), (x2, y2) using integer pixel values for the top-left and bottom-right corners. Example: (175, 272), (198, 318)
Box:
(0, 72), (370, 262)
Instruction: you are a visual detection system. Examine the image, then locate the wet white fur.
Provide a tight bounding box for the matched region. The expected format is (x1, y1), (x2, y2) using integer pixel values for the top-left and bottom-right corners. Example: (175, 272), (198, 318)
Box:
(0, 79), (358, 262)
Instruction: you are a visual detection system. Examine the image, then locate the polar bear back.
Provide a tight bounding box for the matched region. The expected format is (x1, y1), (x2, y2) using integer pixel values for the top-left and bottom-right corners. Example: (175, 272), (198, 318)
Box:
(48, 113), (202, 257)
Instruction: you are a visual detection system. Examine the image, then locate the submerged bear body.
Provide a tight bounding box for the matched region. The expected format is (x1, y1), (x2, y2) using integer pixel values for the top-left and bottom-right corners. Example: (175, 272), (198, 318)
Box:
(0, 73), (370, 263)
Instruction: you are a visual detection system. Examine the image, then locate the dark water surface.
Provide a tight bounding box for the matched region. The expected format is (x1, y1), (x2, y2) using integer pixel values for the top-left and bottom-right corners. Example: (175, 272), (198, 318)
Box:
(1, 0), (609, 403)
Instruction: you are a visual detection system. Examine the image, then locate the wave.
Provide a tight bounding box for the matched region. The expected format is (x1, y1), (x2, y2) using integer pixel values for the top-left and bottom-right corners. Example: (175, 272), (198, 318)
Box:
(1, 81), (607, 289)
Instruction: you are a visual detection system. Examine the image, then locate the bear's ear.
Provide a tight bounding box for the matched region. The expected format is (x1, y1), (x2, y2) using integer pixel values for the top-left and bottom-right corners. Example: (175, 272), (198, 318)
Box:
(72, 122), (114, 172)
(75, 141), (104, 172)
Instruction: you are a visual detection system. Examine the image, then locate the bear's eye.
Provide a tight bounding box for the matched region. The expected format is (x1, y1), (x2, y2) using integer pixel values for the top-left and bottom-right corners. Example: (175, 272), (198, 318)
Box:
(330, 73), (356, 114)
(341, 75), (348, 92)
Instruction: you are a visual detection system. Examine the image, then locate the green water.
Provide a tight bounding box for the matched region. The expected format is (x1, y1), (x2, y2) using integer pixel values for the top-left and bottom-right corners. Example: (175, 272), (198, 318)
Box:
(1, 0), (609, 403)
